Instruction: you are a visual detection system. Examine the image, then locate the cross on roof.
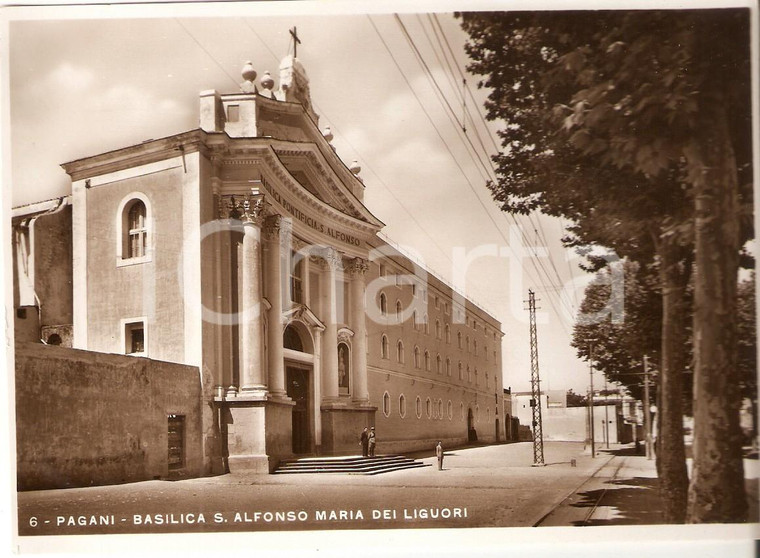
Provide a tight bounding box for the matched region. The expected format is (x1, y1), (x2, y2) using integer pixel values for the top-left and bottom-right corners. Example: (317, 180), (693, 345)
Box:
(289, 26), (301, 58)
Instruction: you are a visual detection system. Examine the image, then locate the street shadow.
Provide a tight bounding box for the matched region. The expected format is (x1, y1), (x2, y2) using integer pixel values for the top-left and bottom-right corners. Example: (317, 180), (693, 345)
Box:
(602, 446), (645, 457)
(568, 477), (665, 526)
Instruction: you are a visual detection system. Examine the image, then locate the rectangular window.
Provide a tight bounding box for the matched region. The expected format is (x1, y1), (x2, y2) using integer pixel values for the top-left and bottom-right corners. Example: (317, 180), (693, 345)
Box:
(290, 251), (304, 304)
(124, 320), (146, 356)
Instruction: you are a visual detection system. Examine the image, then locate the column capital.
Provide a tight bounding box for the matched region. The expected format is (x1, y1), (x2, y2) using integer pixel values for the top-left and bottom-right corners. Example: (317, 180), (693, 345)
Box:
(319, 247), (343, 271)
(345, 257), (369, 277)
(219, 189), (266, 225)
(263, 214), (282, 240)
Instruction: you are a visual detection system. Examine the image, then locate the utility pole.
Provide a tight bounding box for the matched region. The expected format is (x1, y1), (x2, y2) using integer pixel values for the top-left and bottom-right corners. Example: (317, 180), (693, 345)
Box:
(643, 355), (652, 460)
(527, 290), (545, 466)
(604, 377), (610, 449)
(589, 344), (595, 458)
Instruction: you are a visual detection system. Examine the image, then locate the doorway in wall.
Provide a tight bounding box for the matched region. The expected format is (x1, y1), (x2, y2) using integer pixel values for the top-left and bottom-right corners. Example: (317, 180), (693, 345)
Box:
(286, 366), (311, 454)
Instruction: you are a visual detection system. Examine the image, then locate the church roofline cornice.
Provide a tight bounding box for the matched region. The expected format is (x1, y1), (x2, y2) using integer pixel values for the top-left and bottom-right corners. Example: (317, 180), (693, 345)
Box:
(61, 130), (203, 182)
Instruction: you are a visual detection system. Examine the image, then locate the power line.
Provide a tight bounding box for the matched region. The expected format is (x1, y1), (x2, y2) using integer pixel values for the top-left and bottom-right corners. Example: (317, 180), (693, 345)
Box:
(382, 15), (573, 333)
(174, 19), (240, 89)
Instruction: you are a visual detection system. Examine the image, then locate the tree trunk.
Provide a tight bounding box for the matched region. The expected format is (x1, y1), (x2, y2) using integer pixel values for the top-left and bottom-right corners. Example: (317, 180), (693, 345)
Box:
(655, 239), (691, 523)
(685, 105), (746, 523)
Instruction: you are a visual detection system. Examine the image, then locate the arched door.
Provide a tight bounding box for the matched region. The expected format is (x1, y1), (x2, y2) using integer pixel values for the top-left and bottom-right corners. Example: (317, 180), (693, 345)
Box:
(467, 408), (477, 442)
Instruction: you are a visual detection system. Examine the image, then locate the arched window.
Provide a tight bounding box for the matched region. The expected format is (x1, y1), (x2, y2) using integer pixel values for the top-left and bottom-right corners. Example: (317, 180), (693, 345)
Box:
(397, 340), (405, 364)
(457, 332), (462, 349)
(117, 194), (152, 263)
(458, 362), (463, 380)
(467, 365), (472, 383)
(426, 397), (432, 419)
(424, 350), (431, 371)
(466, 335), (470, 353)
(414, 346), (421, 369)
(475, 368), (479, 386)
(437, 399), (443, 419)
(396, 299), (403, 320)
(474, 340), (478, 356)
(412, 310), (419, 331)
(383, 392), (391, 417)
(447, 400), (453, 420)
(399, 394), (407, 418)
(283, 325), (304, 352)
(416, 396), (422, 419)
(126, 201), (147, 258)
(381, 335), (389, 359)
(435, 320), (441, 339)
(436, 354), (442, 375)
(446, 357), (451, 377)
(445, 324), (451, 344)
(423, 314), (429, 335)
(380, 293), (387, 316)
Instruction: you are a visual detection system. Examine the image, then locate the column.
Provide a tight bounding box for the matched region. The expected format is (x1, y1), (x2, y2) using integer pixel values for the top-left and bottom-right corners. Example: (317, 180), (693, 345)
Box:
(348, 257), (369, 403)
(320, 247), (341, 402)
(239, 196), (266, 393)
(264, 215), (287, 398)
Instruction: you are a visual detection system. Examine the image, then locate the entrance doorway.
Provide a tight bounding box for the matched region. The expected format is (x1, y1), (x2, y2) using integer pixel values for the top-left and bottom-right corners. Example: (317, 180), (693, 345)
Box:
(286, 366), (311, 454)
(467, 408), (477, 442)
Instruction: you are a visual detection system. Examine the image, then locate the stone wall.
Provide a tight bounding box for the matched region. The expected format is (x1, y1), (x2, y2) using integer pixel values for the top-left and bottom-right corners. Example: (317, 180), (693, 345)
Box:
(15, 342), (205, 490)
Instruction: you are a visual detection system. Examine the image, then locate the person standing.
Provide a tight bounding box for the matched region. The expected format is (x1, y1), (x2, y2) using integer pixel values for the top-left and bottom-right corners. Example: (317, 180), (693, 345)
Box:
(436, 441), (444, 471)
(360, 427), (369, 457)
(368, 427), (377, 457)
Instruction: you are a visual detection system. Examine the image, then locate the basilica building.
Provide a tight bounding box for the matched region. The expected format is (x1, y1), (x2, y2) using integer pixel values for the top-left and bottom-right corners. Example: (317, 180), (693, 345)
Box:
(14, 54), (504, 478)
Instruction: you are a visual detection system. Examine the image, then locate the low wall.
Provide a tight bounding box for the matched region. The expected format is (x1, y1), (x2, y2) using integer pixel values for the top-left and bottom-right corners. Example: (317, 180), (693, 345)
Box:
(15, 342), (204, 490)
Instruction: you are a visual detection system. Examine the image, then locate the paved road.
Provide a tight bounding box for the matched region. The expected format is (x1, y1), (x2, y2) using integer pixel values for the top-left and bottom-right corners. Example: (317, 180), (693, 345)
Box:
(17, 441), (606, 536)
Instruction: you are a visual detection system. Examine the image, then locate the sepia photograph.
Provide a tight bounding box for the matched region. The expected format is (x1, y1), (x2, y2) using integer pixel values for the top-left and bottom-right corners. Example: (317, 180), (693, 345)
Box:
(1, 1), (757, 556)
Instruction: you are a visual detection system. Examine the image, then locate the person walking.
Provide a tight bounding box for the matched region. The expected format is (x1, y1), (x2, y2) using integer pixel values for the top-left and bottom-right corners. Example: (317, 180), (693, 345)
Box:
(360, 427), (369, 457)
(368, 427), (377, 457)
(436, 441), (444, 471)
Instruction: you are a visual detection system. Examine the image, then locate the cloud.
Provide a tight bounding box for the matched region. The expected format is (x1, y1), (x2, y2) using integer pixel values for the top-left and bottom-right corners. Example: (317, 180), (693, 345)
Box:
(45, 62), (96, 92)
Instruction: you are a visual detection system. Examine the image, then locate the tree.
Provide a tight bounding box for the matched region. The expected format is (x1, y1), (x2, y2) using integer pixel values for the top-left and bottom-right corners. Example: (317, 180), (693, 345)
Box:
(571, 261), (663, 403)
(566, 389), (587, 408)
(458, 9), (752, 523)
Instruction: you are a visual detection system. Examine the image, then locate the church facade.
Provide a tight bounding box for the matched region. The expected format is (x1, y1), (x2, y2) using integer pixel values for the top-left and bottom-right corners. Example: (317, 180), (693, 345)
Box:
(16, 55), (504, 476)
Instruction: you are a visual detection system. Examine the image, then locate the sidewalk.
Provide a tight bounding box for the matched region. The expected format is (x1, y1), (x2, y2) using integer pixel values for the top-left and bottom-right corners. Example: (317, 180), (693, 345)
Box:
(538, 445), (759, 526)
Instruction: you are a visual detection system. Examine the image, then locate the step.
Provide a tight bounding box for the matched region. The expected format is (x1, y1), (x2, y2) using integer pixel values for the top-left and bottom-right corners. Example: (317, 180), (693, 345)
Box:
(274, 455), (430, 475)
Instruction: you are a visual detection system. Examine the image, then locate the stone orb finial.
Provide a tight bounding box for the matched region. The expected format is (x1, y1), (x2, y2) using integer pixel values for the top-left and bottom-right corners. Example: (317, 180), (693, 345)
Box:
(323, 126), (334, 143)
(260, 70), (274, 91)
(349, 160), (362, 175)
(242, 61), (257, 83)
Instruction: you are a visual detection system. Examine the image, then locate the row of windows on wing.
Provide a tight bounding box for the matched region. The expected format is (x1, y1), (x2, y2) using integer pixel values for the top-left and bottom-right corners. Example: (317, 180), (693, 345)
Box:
(378, 336), (496, 390)
(378, 294), (495, 358)
(377, 268), (499, 341)
(380, 392), (494, 424)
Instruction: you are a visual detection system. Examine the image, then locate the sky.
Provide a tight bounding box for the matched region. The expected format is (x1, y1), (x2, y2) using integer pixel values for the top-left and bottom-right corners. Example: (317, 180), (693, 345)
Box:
(4, 2), (632, 395)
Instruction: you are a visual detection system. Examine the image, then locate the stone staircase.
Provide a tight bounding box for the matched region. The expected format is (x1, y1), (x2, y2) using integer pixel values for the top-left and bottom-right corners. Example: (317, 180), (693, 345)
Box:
(274, 455), (430, 475)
